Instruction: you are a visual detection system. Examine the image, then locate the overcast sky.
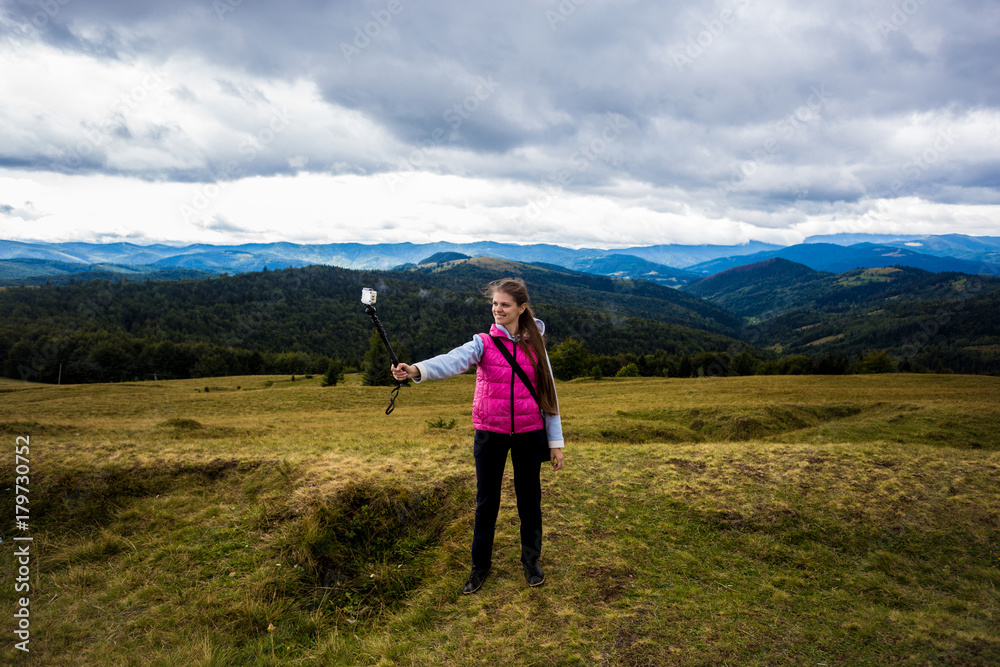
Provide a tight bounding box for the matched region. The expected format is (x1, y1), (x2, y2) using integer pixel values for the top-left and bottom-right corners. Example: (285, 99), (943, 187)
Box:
(0, 0), (998, 248)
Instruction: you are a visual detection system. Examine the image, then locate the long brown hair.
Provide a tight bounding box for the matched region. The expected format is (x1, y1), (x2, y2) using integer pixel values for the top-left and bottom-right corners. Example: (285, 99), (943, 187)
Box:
(484, 278), (559, 415)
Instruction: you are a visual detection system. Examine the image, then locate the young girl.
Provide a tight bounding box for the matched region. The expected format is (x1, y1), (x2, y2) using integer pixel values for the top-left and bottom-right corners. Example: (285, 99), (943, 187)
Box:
(391, 277), (565, 594)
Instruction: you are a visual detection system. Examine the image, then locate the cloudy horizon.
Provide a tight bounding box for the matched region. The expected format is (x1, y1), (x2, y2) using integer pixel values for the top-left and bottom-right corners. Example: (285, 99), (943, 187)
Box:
(1, 0), (998, 248)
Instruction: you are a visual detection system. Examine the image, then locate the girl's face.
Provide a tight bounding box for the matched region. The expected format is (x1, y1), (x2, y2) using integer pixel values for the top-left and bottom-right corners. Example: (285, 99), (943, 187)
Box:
(492, 290), (525, 332)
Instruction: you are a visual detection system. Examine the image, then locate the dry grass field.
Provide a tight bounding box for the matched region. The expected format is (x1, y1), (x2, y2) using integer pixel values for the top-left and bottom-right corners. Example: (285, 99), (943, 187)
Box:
(1, 372), (998, 665)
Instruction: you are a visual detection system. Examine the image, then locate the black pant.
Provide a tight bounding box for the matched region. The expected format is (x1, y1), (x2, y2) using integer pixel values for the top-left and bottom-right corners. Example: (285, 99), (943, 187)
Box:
(471, 429), (545, 570)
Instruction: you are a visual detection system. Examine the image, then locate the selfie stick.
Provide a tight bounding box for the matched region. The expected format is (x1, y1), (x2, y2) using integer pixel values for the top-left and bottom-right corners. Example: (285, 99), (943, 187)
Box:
(361, 288), (406, 414)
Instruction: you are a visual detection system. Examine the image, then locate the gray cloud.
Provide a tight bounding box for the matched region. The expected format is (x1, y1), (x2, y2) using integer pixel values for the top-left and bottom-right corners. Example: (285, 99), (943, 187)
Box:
(1, 0), (998, 228)
(0, 201), (42, 221)
(204, 215), (248, 234)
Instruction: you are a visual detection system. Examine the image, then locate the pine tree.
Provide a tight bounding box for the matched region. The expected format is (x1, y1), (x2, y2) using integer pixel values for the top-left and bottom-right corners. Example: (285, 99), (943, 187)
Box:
(322, 359), (345, 387)
(549, 338), (590, 381)
(362, 331), (409, 386)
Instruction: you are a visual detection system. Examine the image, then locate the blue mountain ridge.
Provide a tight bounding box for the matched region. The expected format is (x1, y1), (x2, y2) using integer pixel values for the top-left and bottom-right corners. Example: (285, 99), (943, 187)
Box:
(1, 234), (998, 282)
(0, 239), (777, 282)
(686, 242), (1000, 276)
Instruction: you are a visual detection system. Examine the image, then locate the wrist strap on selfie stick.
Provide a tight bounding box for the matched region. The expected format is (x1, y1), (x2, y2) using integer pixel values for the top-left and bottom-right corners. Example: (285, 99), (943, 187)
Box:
(363, 300), (406, 415)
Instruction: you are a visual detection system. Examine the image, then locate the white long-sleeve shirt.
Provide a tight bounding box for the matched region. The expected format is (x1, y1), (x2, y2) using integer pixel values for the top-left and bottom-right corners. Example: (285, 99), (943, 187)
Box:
(412, 320), (565, 448)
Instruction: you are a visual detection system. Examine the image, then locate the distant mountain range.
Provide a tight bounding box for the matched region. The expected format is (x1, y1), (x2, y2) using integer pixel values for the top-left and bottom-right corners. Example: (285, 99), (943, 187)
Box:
(1, 234), (998, 287)
(0, 238), (784, 270)
(0, 257), (215, 285)
(0, 238), (777, 286)
(688, 238), (1000, 275)
(803, 233), (1000, 263)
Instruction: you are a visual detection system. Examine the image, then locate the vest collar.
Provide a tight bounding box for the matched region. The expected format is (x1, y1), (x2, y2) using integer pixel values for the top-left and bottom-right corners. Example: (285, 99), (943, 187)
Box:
(490, 323), (516, 340)
(489, 318), (546, 341)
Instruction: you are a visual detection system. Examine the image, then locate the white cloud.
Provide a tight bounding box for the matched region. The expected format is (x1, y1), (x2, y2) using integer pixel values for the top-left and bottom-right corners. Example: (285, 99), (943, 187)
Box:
(3, 168), (996, 250)
(0, 0), (998, 247)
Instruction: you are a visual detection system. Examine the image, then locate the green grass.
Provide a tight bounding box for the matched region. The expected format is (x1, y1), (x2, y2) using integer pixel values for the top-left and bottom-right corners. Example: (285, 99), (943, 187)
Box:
(0, 373), (998, 665)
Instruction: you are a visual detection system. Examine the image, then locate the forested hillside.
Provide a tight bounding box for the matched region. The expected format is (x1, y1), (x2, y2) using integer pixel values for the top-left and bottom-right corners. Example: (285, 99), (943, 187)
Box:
(683, 258), (830, 317)
(684, 260), (1000, 374)
(5, 254), (997, 385)
(683, 259), (996, 318)
(0, 259), (741, 384)
(402, 256), (741, 335)
(754, 279), (1000, 374)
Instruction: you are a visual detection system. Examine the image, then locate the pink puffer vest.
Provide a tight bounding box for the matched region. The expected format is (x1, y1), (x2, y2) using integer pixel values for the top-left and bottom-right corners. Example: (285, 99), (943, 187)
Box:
(472, 324), (545, 434)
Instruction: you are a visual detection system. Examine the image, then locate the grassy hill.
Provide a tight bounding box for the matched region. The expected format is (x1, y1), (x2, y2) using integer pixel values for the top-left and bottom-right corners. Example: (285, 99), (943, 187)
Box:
(0, 373), (997, 665)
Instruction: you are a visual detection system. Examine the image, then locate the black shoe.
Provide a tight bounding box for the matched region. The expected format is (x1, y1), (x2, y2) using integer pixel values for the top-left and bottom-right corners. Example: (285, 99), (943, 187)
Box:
(521, 559), (544, 587)
(463, 565), (491, 595)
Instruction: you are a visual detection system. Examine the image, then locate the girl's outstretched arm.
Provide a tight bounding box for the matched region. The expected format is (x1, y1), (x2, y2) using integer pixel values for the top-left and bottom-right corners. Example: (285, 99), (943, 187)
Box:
(391, 336), (484, 383)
